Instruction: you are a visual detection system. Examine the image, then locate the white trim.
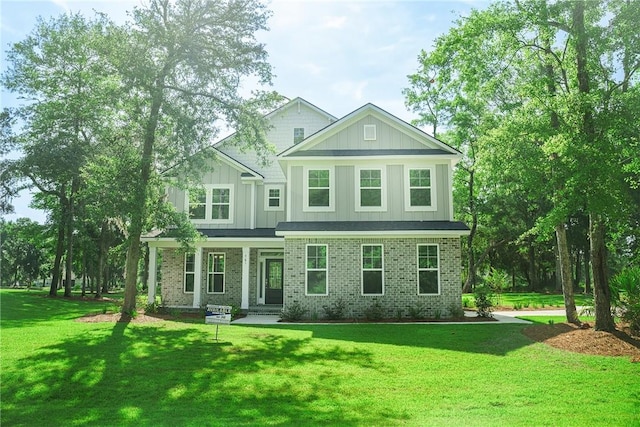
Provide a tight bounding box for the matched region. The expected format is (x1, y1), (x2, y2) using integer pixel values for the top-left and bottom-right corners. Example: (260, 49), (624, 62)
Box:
(257, 250), (285, 305)
(193, 248), (203, 307)
(303, 166), (335, 212)
(355, 166), (387, 212)
(250, 182), (256, 229)
(241, 247), (250, 309)
(417, 243), (440, 295)
(286, 164), (292, 221)
(145, 237), (285, 248)
(183, 252), (195, 294)
(264, 184), (285, 212)
(206, 252), (226, 294)
(361, 244), (384, 296)
(147, 246), (157, 304)
(363, 124), (376, 140)
(404, 166), (437, 212)
(448, 163), (455, 221)
(305, 243), (328, 296)
(186, 184), (235, 224)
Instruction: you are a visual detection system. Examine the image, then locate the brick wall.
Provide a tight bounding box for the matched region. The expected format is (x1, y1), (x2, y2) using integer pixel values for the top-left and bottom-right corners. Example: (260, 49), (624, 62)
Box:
(283, 237), (462, 319)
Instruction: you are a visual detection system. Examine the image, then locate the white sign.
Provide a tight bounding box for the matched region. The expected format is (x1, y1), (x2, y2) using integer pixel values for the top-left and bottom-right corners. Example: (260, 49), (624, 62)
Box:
(205, 304), (232, 325)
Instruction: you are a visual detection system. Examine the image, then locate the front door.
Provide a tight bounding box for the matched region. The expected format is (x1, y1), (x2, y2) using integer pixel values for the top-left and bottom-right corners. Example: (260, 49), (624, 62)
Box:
(265, 259), (283, 305)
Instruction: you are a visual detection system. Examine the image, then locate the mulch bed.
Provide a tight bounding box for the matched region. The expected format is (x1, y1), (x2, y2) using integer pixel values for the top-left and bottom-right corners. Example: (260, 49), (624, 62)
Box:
(523, 322), (640, 362)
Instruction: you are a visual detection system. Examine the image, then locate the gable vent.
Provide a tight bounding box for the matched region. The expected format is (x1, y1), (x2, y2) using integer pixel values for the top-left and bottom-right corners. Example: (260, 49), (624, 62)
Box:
(364, 124), (377, 141)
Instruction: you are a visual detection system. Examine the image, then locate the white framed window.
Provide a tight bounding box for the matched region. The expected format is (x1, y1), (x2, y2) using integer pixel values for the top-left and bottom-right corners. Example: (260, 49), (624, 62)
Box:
(185, 184), (234, 223)
(303, 167), (334, 211)
(362, 244), (384, 295)
(184, 253), (195, 293)
(294, 127), (305, 144)
(364, 124), (377, 141)
(405, 167), (436, 211)
(207, 253), (225, 294)
(264, 184), (284, 211)
(355, 167), (386, 211)
(306, 244), (328, 295)
(417, 244), (440, 295)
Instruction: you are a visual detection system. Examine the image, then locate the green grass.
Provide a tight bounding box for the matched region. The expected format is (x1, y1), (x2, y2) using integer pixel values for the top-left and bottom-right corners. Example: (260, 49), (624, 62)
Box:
(2, 289), (638, 427)
(463, 292), (594, 310)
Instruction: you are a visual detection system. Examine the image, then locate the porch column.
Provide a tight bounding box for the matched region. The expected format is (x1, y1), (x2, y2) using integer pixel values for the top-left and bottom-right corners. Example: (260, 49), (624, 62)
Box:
(193, 247), (203, 308)
(241, 246), (250, 309)
(147, 246), (158, 304)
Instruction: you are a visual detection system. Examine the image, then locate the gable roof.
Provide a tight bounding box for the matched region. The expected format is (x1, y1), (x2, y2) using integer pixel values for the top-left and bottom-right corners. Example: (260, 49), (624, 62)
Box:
(279, 103), (461, 158)
(210, 147), (263, 179)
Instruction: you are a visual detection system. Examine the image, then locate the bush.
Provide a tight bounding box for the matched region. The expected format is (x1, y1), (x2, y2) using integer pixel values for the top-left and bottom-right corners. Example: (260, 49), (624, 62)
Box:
(281, 301), (306, 322)
(611, 267), (640, 335)
(364, 302), (384, 321)
(448, 302), (464, 319)
(407, 303), (425, 320)
(474, 286), (494, 318)
(322, 298), (347, 320)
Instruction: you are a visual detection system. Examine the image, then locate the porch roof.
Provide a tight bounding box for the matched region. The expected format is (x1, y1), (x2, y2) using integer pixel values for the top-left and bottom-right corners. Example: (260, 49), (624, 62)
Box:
(275, 221), (470, 237)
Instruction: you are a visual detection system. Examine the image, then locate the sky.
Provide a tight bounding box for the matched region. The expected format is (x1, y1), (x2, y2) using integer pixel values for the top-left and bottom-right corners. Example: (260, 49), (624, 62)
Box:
(1, 0), (489, 223)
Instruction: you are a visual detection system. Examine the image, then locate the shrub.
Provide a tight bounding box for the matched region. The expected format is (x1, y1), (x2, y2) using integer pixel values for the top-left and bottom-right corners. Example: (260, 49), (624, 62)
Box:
(364, 302), (384, 321)
(448, 302), (464, 319)
(281, 301), (307, 322)
(407, 303), (425, 320)
(474, 286), (494, 318)
(611, 267), (640, 335)
(322, 298), (347, 320)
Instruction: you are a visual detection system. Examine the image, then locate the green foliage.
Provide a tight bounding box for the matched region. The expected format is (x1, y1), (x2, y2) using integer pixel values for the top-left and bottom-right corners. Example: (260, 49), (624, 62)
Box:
(281, 301), (306, 322)
(322, 298), (347, 320)
(610, 267), (640, 335)
(474, 286), (494, 318)
(407, 303), (426, 319)
(448, 302), (464, 319)
(363, 302), (384, 321)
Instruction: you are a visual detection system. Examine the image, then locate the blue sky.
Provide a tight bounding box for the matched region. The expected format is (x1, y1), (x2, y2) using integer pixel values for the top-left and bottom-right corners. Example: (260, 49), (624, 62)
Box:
(1, 0), (488, 222)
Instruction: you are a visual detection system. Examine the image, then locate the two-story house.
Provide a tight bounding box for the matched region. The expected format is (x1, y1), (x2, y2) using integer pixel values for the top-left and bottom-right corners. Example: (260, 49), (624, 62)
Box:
(143, 97), (469, 319)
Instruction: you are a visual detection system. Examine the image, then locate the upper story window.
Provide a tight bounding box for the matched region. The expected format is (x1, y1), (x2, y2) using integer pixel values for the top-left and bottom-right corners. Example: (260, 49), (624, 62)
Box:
(417, 244), (439, 295)
(303, 167), (334, 211)
(364, 124), (376, 141)
(294, 127), (305, 144)
(306, 244), (328, 295)
(186, 185), (234, 223)
(264, 184), (284, 211)
(207, 253), (225, 294)
(362, 244), (384, 295)
(184, 253), (195, 293)
(356, 167), (386, 211)
(405, 167), (436, 211)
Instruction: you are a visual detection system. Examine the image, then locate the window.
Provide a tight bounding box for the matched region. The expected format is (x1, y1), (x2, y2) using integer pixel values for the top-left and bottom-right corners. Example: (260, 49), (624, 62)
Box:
(264, 185), (284, 211)
(211, 188), (230, 220)
(188, 188), (206, 220)
(417, 244), (439, 294)
(294, 127), (305, 144)
(356, 168), (386, 211)
(184, 253), (195, 293)
(405, 167), (435, 211)
(364, 124), (376, 141)
(306, 244), (328, 295)
(304, 168), (333, 211)
(185, 185), (234, 223)
(207, 253), (225, 293)
(362, 245), (384, 295)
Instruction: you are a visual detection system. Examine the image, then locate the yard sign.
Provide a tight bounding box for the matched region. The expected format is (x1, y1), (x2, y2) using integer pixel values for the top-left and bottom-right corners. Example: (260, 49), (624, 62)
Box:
(205, 304), (232, 341)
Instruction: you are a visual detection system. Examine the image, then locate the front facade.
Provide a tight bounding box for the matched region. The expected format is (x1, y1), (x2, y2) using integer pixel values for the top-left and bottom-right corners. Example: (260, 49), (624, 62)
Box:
(143, 98), (469, 319)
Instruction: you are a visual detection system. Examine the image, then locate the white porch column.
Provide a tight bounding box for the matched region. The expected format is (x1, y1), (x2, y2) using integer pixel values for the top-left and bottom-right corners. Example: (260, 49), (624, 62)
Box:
(147, 246), (158, 304)
(241, 246), (250, 309)
(193, 247), (203, 308)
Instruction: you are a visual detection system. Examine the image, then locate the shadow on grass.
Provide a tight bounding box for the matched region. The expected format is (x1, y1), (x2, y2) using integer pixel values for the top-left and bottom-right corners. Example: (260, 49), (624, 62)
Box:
(246, 322), (531, 357)
(2, 320), (394, 426)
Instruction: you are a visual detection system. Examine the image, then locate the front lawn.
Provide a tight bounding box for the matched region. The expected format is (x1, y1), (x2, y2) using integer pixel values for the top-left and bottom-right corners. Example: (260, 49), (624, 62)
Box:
(1, 290), (638, 426)
(463, 291), (594, 310)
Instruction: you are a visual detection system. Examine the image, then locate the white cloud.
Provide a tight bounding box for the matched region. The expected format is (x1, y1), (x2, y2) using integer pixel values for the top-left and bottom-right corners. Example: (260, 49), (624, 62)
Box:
(330, 80), (369, 101)
(322, 15), (347, 29)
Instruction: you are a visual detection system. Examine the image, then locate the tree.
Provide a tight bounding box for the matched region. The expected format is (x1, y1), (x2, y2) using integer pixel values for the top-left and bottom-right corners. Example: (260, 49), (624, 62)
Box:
(113, 0), (281, 314)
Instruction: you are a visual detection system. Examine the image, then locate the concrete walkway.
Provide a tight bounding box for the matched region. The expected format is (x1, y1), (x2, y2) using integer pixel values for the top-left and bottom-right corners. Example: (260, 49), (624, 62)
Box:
(231, 309), (564, 325)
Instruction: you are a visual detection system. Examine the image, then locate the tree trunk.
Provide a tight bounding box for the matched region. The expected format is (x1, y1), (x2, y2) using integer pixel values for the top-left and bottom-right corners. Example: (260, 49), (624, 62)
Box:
(63, 203), (74, 297)
(95, 221), (108, 299)
(141, 243), (149, 291)
(555, 223), (580, 325)
(590, 214), (615, 331)
(49, 204), (66, 296)
(122, 85), (164, 314)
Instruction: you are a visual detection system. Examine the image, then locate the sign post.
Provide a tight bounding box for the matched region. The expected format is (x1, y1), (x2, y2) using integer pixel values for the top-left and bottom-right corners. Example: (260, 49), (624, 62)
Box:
(205, 305), (232, 341)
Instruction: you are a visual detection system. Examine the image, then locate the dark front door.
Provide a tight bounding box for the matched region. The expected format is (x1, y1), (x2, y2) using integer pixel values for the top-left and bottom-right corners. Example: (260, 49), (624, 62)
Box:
(265, 259), (284, 305)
